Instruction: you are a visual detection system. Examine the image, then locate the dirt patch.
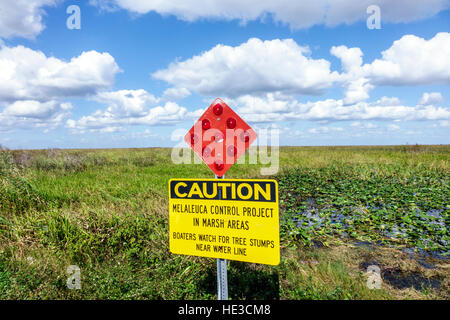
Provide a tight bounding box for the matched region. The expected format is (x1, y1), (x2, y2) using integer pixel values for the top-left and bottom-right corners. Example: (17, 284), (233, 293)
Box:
(381, 267), (441, 291)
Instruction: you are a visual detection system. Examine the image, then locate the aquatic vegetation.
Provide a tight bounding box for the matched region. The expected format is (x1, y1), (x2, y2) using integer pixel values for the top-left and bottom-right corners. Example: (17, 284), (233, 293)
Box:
(278, 164), (449, 255)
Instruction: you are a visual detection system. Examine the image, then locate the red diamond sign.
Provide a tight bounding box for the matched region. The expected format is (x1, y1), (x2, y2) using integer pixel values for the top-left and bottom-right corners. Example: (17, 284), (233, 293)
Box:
(184, 98), (257, 177)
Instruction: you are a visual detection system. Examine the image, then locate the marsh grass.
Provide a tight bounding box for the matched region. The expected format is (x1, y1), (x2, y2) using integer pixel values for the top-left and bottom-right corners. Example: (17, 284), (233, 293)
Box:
(0, 145), (448, 299)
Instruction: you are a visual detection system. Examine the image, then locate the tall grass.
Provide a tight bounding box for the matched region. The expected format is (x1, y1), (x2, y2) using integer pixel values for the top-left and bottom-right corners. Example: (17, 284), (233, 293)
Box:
(0, 148), (43, 214)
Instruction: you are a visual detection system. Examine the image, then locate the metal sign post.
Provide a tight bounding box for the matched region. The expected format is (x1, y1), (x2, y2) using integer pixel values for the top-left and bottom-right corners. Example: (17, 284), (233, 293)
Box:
(216, 258), (228, 300)
(215, 174), (228, 300)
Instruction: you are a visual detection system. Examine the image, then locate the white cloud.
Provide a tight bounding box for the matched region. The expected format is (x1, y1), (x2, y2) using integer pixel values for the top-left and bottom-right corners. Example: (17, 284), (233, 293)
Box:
(0, 45), (121, 132)
(418, 92), (444, 105)
(372, 96), (402, 106)
(327, 33), (450, 105)
(331, 45), (363, 73)
(0, 45), (121, 103)
(341, 77), (373, 105)
(363, 33), (450, 86)
(153, 33), (450, 107)
(161, 87), (191, 101)
(90, 0), (450, 29)
(323, 0), (450, 25)
(300, 100), (450, 121)
(231, 94), (450, 123)
(0, 100), (72, 131)
(0, 0), (58, 39)
(93, 89), (159, 117)
(135, 102), (188, 125)
(66, 101), (189, 133)
(330, 33), (450, 105)
(308, 126), (344, 134)
(3, 100), (72, 119)
(94, 126), (126, 133)
(185, 108), (205, 120)
(350, 121), (377, 129)
(331, 45), (373, 105)
(231, 93), (294, 114)
(436, 120), (449, 127)
(153, 38), (338, 98)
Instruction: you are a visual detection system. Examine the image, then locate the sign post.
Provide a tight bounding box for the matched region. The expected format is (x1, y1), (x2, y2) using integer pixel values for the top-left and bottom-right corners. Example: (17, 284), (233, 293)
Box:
(170, 98), (279, 300)
(216, 257), (228, 300)
(215, 174), (228, 300)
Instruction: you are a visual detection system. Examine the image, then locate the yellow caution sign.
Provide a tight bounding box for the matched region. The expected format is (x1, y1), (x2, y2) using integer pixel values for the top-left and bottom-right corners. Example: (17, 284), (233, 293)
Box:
(169, 179), (280, 265)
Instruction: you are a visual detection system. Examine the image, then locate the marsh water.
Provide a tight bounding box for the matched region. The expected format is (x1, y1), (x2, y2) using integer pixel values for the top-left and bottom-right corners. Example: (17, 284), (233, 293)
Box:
(289, 197), (448, 290)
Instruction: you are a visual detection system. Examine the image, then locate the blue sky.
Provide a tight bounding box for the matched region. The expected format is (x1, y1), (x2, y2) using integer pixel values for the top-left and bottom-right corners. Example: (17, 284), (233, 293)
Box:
(0, 0), (449, 149)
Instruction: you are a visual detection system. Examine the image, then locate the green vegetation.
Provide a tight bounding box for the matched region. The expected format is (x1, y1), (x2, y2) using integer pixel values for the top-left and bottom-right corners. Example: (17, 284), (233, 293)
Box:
(0, 145), (448, 299)
(279, 163), (448, 253)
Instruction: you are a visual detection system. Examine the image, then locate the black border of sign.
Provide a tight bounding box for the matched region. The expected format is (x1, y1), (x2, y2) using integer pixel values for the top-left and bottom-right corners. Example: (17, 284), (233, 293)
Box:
(169, 178), (278, 202)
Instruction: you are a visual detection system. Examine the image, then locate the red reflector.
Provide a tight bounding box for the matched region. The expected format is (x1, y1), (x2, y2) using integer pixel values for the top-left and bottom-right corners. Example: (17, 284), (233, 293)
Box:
(214, 160), (224, 171)
(241, 131), (250, 143)
(190, 134), (198, 145)
(202, 146), (211, 157)
(202, 119), (211, 130)
(215, 132), (224, 142)
(226, 117), (236, 129)
(227, 145), (237, 156)
(213, 104), (223, 116)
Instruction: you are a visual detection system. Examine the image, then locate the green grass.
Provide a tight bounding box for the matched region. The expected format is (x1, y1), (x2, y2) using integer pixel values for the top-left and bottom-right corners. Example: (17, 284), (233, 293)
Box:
(0, 145), (448, 299)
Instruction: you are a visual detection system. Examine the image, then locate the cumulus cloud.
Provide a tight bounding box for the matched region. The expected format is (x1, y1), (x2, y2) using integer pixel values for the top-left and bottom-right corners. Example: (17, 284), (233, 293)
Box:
(153, 38), (339, 98)
(3, 27), (449, 137)
(3, 100), (72, 119)
(308, 126), (344, 134)
(362, 32), (450, 86)
(0, 45), (121, 103)
(350, 121), (377, 129)
(93, 89), (159, 117)
(66, 99), (191, 133)
(298, 100), (450, 122)
(331, 45), (373, 105)
(0, 45), (121, 132)
(331, 45), (363, 73)
(327, 33), (450, 105)
(341, 77), (374, 105)
(153, 33), (450, 105)
(135, 102), (189, 125)
(161, 87), (191, 101)
(0, 100), (72, 131)
(0, 0), (58, 39)
(231, 94), (450, 123)
(231, 93), (295, 114)
(372, 96), (402, 106)
(5, 0), (445, 41)
(90, 0), (450, 29)
(418, 92), (444, 106)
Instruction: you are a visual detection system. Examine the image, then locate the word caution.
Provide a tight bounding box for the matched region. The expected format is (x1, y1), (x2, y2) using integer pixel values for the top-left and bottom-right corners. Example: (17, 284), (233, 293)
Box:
(169, 179), (279, 265)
